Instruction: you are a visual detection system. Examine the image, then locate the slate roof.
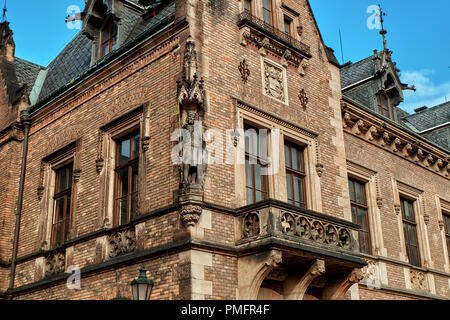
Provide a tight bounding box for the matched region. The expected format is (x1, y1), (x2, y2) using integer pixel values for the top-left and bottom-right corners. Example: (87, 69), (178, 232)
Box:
(400, 101), (450, 132)
(14, 57), (43, 95)
(37, 32), (92, 102)
(340, 55), (376, 89)
(35, 1), (175, 104)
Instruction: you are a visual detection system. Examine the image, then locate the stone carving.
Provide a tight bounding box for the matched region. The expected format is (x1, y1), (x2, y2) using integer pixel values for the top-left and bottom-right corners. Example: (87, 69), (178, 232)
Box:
(95, 158), (104, 174)
(394, 204), (401, 216)
(180, 204), (202, 228)
(263, 61), (285, 102)
(316, 163), (324, 177)
(310, 259), (326, 276)
(45, 250), (66, 276)
(298, 88), (308, 109)
(179, 110), (208, 189)
(108, 229), (137, 258)
(280, 211), (356, 251)
(410, 270), (427, 291)
(258, 37), (270, 56)
(177, 38), (207, 193)
(243, 212), (260, 237)
(438, 220), (444, 230)
(348, 268), (364, 284)
(239, 59), (250, 84)
(376, 197), (383, 209)
(73, 169), (81, 183)
(141, 136), (150, 152)
(361, 260), (381, 289)
(280, 49), (292, 67)
(37, 186), (45, 201)
(342, 107), (449, 178)
(298, 58), (308, 76)
(239, 26), (251, 46)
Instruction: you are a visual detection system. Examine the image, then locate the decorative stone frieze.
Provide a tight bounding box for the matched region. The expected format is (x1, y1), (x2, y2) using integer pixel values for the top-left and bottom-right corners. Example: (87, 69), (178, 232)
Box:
(45, 250), (66, 276)
(279, 211), (356, 251)
(410, 269), (427, 291)
(342, 102), (449, 179)
(108, 228), (137, 258)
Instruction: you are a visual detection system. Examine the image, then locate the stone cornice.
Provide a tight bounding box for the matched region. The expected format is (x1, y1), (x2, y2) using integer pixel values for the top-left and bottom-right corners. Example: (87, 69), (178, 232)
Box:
(342, 101), (449, 179)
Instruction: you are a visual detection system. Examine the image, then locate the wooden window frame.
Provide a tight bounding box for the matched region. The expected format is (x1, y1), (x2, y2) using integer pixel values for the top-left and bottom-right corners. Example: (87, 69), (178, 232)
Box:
(50, 161), (74, 248)
(400, 196), (421, 267)
(244, 0), (253, 14)
(244, 123), (269, 205)
(284, 141), (306, 208)
(348, 178), (372, 255)
(262, 0), (274, 26)
(113, 130), (140, 227)
(283, 15), (293, 36)
(444, 212), (450, 264)
(377, 93), (391, 119)
(100, 17), (118, 58)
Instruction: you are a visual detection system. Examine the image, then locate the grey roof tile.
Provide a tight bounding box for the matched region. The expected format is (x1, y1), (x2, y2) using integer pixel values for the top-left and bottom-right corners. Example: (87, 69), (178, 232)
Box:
(14, 57), (43, 95)
(401, 101), (450, 132)
(340, 55), (376, 89)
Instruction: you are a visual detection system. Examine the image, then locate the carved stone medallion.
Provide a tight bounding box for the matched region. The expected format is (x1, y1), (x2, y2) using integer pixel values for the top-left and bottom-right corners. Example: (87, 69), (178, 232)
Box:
(263, 61), (285, 102)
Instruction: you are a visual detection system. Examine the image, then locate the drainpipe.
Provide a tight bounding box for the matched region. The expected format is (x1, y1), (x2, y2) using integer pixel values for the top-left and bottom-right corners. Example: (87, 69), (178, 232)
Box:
(8, 110), (31, 291)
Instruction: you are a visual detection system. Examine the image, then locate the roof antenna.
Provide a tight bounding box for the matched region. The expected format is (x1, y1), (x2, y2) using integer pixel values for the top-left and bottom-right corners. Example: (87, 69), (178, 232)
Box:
(339, 28), (345, 64)
(377, 4), (388, 51)
(1, 0), (7, 22)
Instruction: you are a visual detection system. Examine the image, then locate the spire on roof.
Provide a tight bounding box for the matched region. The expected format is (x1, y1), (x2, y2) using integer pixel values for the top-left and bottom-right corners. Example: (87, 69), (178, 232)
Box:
(377, 4), (388, 52)
(1, 0), (7, 23)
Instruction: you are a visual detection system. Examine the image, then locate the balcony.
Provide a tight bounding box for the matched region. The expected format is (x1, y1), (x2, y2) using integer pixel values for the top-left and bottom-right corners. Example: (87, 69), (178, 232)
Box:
(237, 11), (311, 59)
(236, 199), (365, 266)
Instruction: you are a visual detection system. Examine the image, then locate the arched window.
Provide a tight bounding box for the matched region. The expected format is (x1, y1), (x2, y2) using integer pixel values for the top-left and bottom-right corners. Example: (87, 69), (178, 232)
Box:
(100, 17), (118, 58)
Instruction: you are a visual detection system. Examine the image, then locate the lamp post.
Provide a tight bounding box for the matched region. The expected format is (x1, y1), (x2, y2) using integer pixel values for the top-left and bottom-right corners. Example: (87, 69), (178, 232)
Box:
(130, 266), (154, 300)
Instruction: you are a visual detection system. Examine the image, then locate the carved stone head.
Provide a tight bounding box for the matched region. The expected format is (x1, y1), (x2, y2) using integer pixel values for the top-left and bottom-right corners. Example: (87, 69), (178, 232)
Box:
(186, 110), (197, 125)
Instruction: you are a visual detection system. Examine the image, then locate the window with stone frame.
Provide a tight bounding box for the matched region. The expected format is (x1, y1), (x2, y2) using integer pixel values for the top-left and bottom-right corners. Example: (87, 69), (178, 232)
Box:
(100, 16), (118, 58)
(262, 0), (274, 25)
(348, 178), (371, 254)
(51, 162), (74, 247)
(284, 141), (306, 208)
(401, 197), (421, 267)
(113, 130), (140, 226)
(245, 123), (269, 205)
(444, 212), (450, 264)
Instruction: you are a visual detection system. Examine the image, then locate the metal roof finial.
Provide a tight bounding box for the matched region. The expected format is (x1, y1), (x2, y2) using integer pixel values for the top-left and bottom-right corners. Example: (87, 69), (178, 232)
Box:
(377, 4), (388, 52)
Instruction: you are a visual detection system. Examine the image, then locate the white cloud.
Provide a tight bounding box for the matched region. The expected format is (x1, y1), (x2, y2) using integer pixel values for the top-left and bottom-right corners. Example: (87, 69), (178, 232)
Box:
(399, 70), (450, 113)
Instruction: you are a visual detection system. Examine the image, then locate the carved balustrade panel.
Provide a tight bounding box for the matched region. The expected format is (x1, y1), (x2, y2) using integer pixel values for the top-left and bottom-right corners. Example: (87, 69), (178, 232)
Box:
(45, 250), (66, 276)
(107, 227), (137, 259)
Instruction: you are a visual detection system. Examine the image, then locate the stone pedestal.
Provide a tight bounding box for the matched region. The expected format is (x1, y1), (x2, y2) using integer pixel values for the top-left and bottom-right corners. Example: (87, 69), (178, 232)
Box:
(177, 186), (204, 228)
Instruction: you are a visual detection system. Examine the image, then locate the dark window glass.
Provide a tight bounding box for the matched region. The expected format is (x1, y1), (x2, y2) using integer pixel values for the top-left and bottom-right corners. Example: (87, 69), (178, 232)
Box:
(285, 142), (306, 208)
(444, 213), (450, 263)
(51, 163), (73, 247)
(284, 16), (292, 35)
(401, 197), (420, 267)
(101, 18), (118, 58)
(378, 94), (391, 119)
(114, 131), (140, 226)
(244, 0), (252, 13)
(262, 0), (273, 25)
(244, 124), (269, 205)
(348, 178), (371, 254)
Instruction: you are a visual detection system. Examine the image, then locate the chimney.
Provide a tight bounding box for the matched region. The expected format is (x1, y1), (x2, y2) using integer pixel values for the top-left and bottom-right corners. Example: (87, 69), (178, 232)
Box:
(414, 106), (428, 113)
(0, 21), (15, 62)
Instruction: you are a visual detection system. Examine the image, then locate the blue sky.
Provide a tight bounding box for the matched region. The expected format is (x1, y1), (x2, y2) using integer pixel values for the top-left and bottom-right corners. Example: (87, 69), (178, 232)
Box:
(7, 0), (450, 113)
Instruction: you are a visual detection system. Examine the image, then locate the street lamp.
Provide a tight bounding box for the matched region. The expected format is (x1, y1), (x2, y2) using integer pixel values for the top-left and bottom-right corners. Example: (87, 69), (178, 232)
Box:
(130, 266), (154, 300)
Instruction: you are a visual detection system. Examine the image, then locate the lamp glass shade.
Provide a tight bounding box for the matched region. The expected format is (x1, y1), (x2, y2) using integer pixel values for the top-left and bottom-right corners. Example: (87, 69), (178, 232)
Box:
(131, 267), (154, 300)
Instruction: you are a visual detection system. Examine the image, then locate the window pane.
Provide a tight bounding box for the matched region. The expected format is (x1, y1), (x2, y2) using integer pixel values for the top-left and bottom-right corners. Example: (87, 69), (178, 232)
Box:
(286, 173), (292, 202)
(351, 206), (357, 224)
(355, 182), (363, 204)
(445, 215), (450, 235)
(54, 198), (65, 223)
(67, 166), (73, 189)
(58, 168), (66, 193)
(132, 163), (139, 193)
(284, 145), (290, 168)
(245, 159), (253, 189)
(359, 231), (370, 254)
(255, 190), (262, 203)
(132, 133), (140, 159)
(119, 197), (128, 225)
(119, 139), (131, 166)
(358, 207), (369, 231)
(284, 19), (290, 34)
(263, 10), (271, 25)
(409, 245), (420, 266)
(111, 21), (118, 51)
(246, 188), (254, 205)
(293, 175), (305, 204)
(244, 0), (251, 12)
(254, 163), (262, 191)
(407, 224), (418, 246)
(348, 180), (355, 202)
(296, 149), (304, 172)
(118, 168), (128, 197)
(131, 192), (138, 219)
